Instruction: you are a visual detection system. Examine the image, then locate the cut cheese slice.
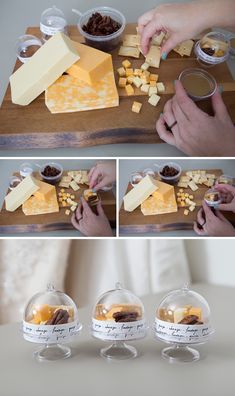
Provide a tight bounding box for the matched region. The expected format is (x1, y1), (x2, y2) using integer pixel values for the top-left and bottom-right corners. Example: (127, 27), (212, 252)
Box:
(45, 72), (119, 114)
(22, 188), (59, 216)
(10, 32), (80, 106)
(33, 180), (55, 201)
(123, 175), (158, 212)
(145, 46), (161, 68)
(66, 42), (113, 85)
(141, 187), (178, 216)
(154, 180), (174, 202)
(5, 175), (39, 212)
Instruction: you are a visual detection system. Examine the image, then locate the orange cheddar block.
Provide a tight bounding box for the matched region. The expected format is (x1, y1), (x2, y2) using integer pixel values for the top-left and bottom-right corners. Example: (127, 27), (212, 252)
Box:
(188, 307), (202, 320)
(154, 180), (175, 202)
(45, 72), (119, 114)
(141, 190), (178, 215)
(33, 180), (55, 201)
(66, 42), (113, 85)
(22, 188), (59, 215)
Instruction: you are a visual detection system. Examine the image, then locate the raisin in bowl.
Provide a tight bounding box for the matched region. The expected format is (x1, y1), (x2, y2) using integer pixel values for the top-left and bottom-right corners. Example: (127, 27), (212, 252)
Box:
(22, 284), (82, 361)
(77, 7), (126, 52)
(154, 285), (214, 363)
(91, 282), (147, 360)
(156, 162), (182, 185)
(39, 162), (63, 185)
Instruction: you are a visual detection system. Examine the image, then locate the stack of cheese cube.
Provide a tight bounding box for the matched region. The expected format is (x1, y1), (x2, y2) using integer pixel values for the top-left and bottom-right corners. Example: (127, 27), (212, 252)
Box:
(178, 170), (216, 190)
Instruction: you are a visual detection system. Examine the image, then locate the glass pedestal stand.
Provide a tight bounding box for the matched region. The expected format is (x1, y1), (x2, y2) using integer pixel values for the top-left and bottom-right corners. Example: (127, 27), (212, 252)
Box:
(34, 343), (71, 361)
(100, 341), (137, 360)
(161, 344), (200, 363)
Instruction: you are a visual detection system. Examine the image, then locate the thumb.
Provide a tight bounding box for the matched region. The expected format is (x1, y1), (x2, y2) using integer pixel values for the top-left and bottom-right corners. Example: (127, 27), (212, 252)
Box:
(217, 202), (234, 212)
(96, 201), (105, 216)
(211, 88), (231, 122)
(161, 33), (182, 58)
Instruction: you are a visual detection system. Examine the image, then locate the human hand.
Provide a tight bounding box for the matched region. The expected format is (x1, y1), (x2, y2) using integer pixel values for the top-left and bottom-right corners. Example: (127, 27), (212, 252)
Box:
(216, 184), (235, 212)
(71, 198), (113, 237)
(138, 2), (205, 56)
(89, 161), (116, 191)
(156, 80), (235, 156)
(193, 201), (235, 236)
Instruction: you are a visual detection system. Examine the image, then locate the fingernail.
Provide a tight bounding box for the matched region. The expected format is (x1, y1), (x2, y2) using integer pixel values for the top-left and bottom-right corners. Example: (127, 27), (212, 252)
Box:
(160, 112), (163, 117)
(219, 85), (223, 94)
(92, 188), (96, 193)
(174, 80), (178, 84)
(161, 52), (167, 60)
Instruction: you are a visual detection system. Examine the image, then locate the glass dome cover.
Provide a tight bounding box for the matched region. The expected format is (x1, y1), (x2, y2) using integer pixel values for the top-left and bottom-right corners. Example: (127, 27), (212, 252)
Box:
(23, 284), (81, 345)
(40, 6), (68, 41)
(92, 282), (147, 341)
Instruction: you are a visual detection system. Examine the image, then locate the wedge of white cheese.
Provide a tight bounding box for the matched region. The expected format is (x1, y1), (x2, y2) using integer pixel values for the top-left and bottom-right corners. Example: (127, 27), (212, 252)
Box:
(123, 175), (158, 212)
(5, 175), (39, 212)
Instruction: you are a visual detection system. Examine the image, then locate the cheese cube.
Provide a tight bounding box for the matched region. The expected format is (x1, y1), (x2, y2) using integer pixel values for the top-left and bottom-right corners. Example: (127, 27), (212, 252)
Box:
(118, 77), (127, 88)
(134, 69), (142, 76)
(140, 84), (150, 94)
(125, 84), (135, 96)
(132, 101), (142, 114)
(156, 82), (165, 93)
(188, 180), (199, 191)
(178, 182), (188, 188)
(189, 205), (196, 212)
(122, 59), (131, 69)
(145, 46), (161, 68)
(174, 308), (188, 323)
(70, 181), (80, 191)
(70, 205), (77, 212)
(184, 209), (189, 216)
(149, 81), (157, 87)
(127, 76), (134, 84)
(151, 31), (165, 46)
(117, 67), (126, 77)
(188, 307), (202, 320)
(5, 175), (39, 212)
(125, 68), (134, 76)
(65, 209), (71, 216)
(148, 94), (160, 106)
(153, 180), (174, 202)
(67, 42), (112, 85)
(33, 180), (55, 201)
(133, 77), (142, 88)
(123, 175), (158, 212)
(140, 75), (150, 85)
(150, 74), (159, 82)
(149, 87), (158, 96)
(10, 33), (79, 106)
(141, 62), (150, 71)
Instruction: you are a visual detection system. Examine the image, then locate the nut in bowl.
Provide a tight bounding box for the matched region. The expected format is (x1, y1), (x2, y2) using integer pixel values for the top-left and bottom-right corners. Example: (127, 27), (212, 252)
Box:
(77, 7), (126, 51)
(156, 162), (181, 185)
(204, 189), (222, 207)
(39, 162), (63, 185)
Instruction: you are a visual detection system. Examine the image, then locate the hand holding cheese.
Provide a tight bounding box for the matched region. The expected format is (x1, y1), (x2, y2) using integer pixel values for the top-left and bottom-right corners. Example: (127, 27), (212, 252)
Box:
(194, 201), (235, 236)
(10, 32), (79, 105)
(138, 0), (235, 57)
(89, 161), (116, 191)
(156, 81), (235, 156)
(71, 198), (113, 237)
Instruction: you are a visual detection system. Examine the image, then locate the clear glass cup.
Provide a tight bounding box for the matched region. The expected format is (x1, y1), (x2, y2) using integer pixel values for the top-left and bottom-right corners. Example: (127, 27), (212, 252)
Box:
(40, 6), (68, 42)
(179, 68), (217, 101)
(130, 172), (143, 187)
(20, 163), (33, 179)
(215, 174), (234, 186)
(194, 31), (230, 67)
(15, 35), (42, 63)
(204, 189), (222, 207)
(9, 176), (22, 190)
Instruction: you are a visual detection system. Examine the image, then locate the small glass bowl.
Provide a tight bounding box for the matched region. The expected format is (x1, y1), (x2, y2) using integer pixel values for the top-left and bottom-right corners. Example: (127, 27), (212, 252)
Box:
(156, 162), (182, 185)
(15, 35), (42, 63)
(179, 68), (217, 101)
(204, 189), (222, 207)
(39, 162), (63, 185)
(130, 172), (143, 187)
(142, 168), (155, 177)
(20, 162), (33, 178)
(40, 6), (68, 42)
(215, 174), (234, 186)
(83, 189), (100, 206)
(229, 35), (235, 58)
(9, 176), (22, 190)
(194, 31), (230, 67)
(77, 7), (126, 51)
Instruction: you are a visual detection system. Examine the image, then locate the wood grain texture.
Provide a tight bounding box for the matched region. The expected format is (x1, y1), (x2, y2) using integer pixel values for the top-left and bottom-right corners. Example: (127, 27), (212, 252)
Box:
(0, 171), (116, 234)
(0, 25), (235, 150)
(119, 169), (235, 234)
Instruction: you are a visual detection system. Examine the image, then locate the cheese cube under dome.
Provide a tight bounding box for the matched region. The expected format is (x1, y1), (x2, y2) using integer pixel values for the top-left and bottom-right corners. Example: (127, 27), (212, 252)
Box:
(22, 284), (82, 361)
(154, 285), (214, 363)
(91, 283), (147, 360)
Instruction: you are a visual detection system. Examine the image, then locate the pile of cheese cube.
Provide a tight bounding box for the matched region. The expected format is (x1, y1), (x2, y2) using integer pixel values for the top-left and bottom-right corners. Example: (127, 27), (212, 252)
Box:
(58, 190), (78, 216)
(177, 170), (216, 190)
(177, 190), (196, 215)
(117, 59), (165, 113)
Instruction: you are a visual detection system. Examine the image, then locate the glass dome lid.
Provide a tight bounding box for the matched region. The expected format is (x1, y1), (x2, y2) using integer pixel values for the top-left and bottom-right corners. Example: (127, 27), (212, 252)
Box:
(23, 284), (81, 345)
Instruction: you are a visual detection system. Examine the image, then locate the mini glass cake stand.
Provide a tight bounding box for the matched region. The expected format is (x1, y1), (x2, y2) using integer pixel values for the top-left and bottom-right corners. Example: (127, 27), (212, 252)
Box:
(154, 285), (214, 363)
(91, 283), (147, 360)
(23, 284), (82, 361)
(204, 189), (222, 208)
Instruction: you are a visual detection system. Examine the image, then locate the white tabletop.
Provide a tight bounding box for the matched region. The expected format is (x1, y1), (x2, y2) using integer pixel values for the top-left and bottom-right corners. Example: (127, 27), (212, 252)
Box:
(0, 283), (234, 396)
(0, 0), (234, 158)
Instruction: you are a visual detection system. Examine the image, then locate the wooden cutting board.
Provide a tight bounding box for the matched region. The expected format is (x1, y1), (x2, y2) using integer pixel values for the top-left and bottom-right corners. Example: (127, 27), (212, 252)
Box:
(0, 25), (235, 150)
(0, 171), (116, 234)
(119, 169), (235, 233)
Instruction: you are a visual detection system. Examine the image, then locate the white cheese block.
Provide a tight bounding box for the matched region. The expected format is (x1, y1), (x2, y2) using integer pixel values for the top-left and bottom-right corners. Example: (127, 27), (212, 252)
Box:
(5, 175), (39, 212)
(123, 175), (158, 212)
(10, 32), (80, 106)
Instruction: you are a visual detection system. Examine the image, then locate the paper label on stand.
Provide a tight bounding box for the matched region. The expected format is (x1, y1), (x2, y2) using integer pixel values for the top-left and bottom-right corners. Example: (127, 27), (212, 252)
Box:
(91, 318), (147, 341)
(22, 320), (81, 344)
(154, 318), (213, 344)
(40, 17), (67, 36)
